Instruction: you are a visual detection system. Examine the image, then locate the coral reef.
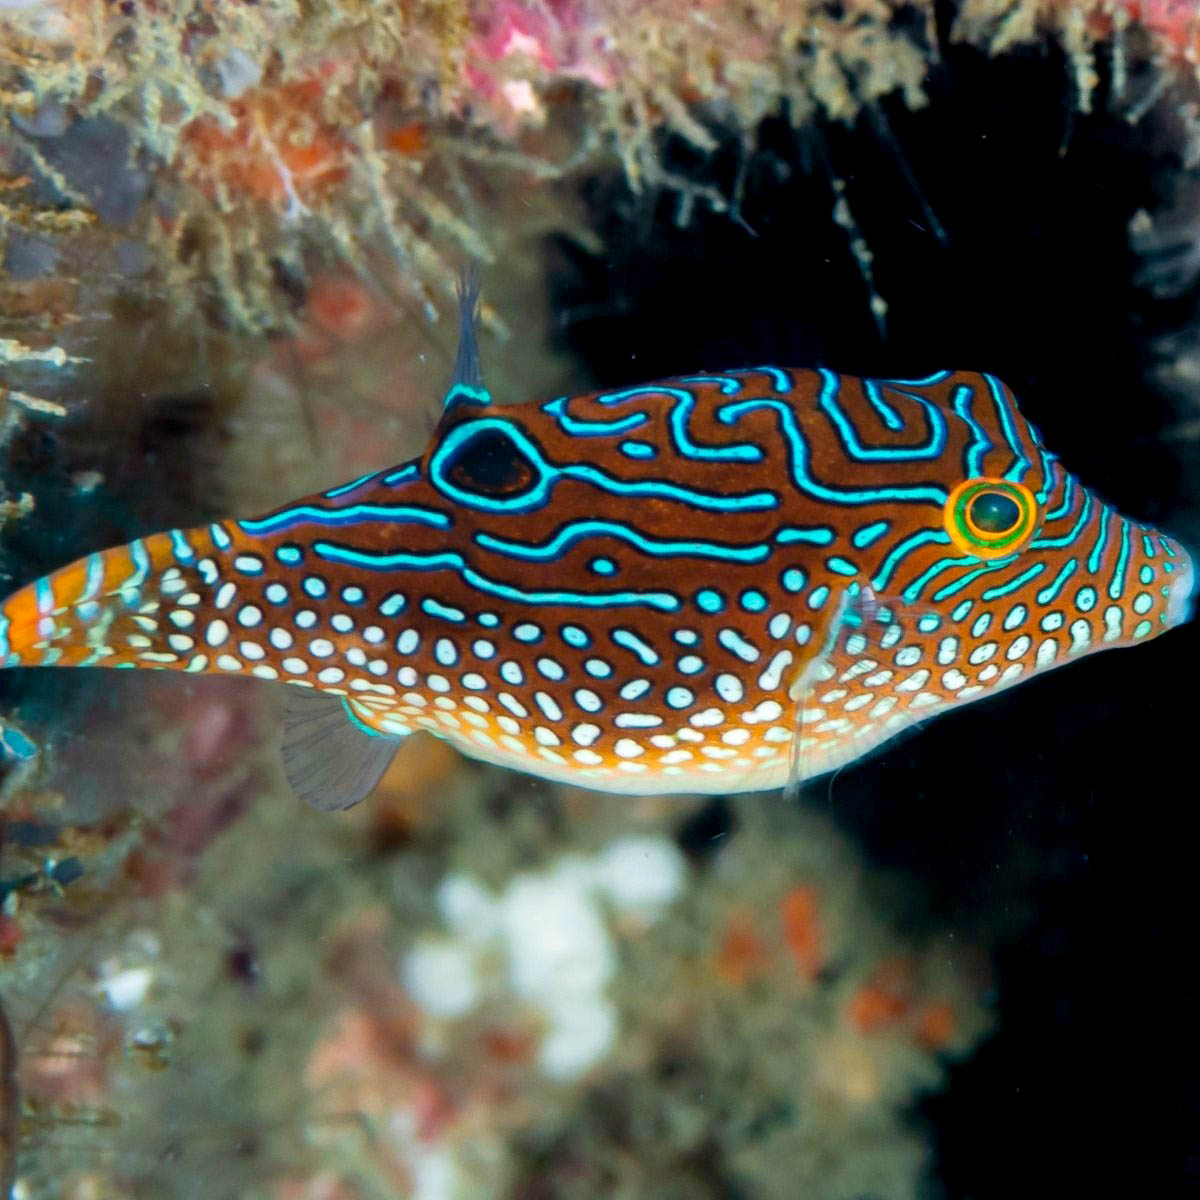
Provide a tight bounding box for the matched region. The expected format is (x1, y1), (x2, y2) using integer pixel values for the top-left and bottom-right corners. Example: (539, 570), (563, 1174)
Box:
(1, 736), (991, 1199)
(2, 0), (1198, 335)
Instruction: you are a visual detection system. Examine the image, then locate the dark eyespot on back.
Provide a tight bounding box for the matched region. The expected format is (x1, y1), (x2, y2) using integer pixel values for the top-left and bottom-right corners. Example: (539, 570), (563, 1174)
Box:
(446, 429), (535, 497)
(969, 490), (1021, 534)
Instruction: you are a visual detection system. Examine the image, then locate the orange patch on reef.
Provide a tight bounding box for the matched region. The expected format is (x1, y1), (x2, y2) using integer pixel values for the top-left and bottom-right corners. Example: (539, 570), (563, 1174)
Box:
(846, 983), (909, 1034)
(183, 79), (351, 210)
(779, 884), (823, 980)
(481, 1025), (538, 1065)
(307, 273), (374, 342)
(0, 914), (20, 957)
(386, 121), (429, 156)
(845, 958), (958, 1049)
(914, 1002), (956, 1050)
(715, 911), (768, 986)
(845, 958), (914, 1034)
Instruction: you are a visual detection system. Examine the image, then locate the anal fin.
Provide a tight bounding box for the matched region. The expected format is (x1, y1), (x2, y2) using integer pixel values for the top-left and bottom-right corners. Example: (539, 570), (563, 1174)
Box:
(279, 686), (404, 811)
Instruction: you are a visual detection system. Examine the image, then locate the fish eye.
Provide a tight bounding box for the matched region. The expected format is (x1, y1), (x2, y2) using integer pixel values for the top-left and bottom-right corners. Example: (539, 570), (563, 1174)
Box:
(945, 477), (1038, 559)
(969, 490), (1020, 533)
(445, 427), (536, 496)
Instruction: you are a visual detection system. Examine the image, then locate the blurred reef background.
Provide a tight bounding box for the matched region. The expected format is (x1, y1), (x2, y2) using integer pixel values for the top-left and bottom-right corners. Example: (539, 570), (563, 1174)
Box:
(2, 1), (1200, 1197)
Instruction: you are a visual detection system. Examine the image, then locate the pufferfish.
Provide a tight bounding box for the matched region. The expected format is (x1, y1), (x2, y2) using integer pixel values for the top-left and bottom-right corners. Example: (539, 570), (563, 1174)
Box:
(0, 284), (1194, 809)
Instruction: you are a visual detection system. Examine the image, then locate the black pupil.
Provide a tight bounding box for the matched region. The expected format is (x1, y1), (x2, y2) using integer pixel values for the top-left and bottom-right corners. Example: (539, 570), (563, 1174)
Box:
(448, 430), (532, 494)
(969, 490), (1021, 533)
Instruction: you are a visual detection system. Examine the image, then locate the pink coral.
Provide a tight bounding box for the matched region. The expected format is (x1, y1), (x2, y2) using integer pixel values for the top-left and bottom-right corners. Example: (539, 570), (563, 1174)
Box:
(1124, 1), (1199, 58)
(464, 0), (616, 129)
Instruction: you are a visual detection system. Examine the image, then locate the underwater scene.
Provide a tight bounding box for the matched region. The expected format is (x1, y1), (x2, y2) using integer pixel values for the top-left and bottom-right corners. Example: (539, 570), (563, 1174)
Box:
(1, 2), (1198, 1197)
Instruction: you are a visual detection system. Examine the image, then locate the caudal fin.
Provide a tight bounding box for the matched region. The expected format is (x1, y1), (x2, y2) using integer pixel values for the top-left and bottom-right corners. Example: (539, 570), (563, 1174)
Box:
(0, 523), (234, 672)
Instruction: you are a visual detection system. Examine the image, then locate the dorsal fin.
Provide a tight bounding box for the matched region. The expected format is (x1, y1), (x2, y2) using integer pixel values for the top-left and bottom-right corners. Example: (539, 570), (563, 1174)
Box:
(443, 265), (491, 411)
(279, 686), (403, 811)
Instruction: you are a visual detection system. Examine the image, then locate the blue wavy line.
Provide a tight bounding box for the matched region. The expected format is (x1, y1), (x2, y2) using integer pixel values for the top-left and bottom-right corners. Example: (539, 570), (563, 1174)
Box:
(1032, 489), (1092, 550)
(983, 374), (1033, 483)
(238, 504), (451, 536)
(542, 395), (647, 436)
(1033, 447), (1057, 505)
(746, 366), (793, 393)
(981, 562), (1045, 602)
(1037, 557), (1077, 605)
(596, 384), (762, 462)
(312, 541), (680, 611)
(1088, 504), (1112, 573)
(899, 551), (996, 604)
(1109, 519), (1130, 600)
(851, 520), (890, 550)
(716, 398), (947, 505)
(818, 370), (947, 462)
(930, 560), (1013, 604)
(677, 374), (743, 395)
(429, 417), (777, 514)
(881, 370), (952, 387)
(871, 529), (954, 592)
(476, 520), (771, 563)
(951, 384), (991, 478)
(862, 380), (904, 431)
(1044, 471), (1075, 523)
(324, 471), (380, 499)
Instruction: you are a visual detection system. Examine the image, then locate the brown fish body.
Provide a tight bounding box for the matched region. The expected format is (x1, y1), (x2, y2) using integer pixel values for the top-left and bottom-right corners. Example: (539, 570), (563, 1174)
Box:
(1, 364), (1193, 805)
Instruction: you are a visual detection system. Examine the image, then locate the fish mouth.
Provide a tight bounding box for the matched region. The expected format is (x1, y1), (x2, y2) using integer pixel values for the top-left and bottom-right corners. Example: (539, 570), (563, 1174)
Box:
(1166, 548), (1197, 627)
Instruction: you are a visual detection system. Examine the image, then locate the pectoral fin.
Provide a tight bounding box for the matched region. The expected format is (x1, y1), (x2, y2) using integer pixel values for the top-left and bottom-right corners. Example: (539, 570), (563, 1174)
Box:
(784, 586), (938, 797)
(279, 686), (404, 811)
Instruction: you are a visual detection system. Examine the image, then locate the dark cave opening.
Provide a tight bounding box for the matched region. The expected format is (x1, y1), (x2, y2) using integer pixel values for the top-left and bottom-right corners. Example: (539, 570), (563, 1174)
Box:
(551, 35), (1199, 1198)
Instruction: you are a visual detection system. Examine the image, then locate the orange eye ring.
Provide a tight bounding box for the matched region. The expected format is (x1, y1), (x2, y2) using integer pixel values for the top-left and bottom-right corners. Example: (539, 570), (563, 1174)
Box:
(944, 477), (1039, 560)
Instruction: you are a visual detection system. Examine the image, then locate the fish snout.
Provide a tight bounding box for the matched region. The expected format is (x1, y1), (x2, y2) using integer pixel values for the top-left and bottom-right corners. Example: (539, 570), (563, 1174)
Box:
(1166, 548), (1197, 627)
